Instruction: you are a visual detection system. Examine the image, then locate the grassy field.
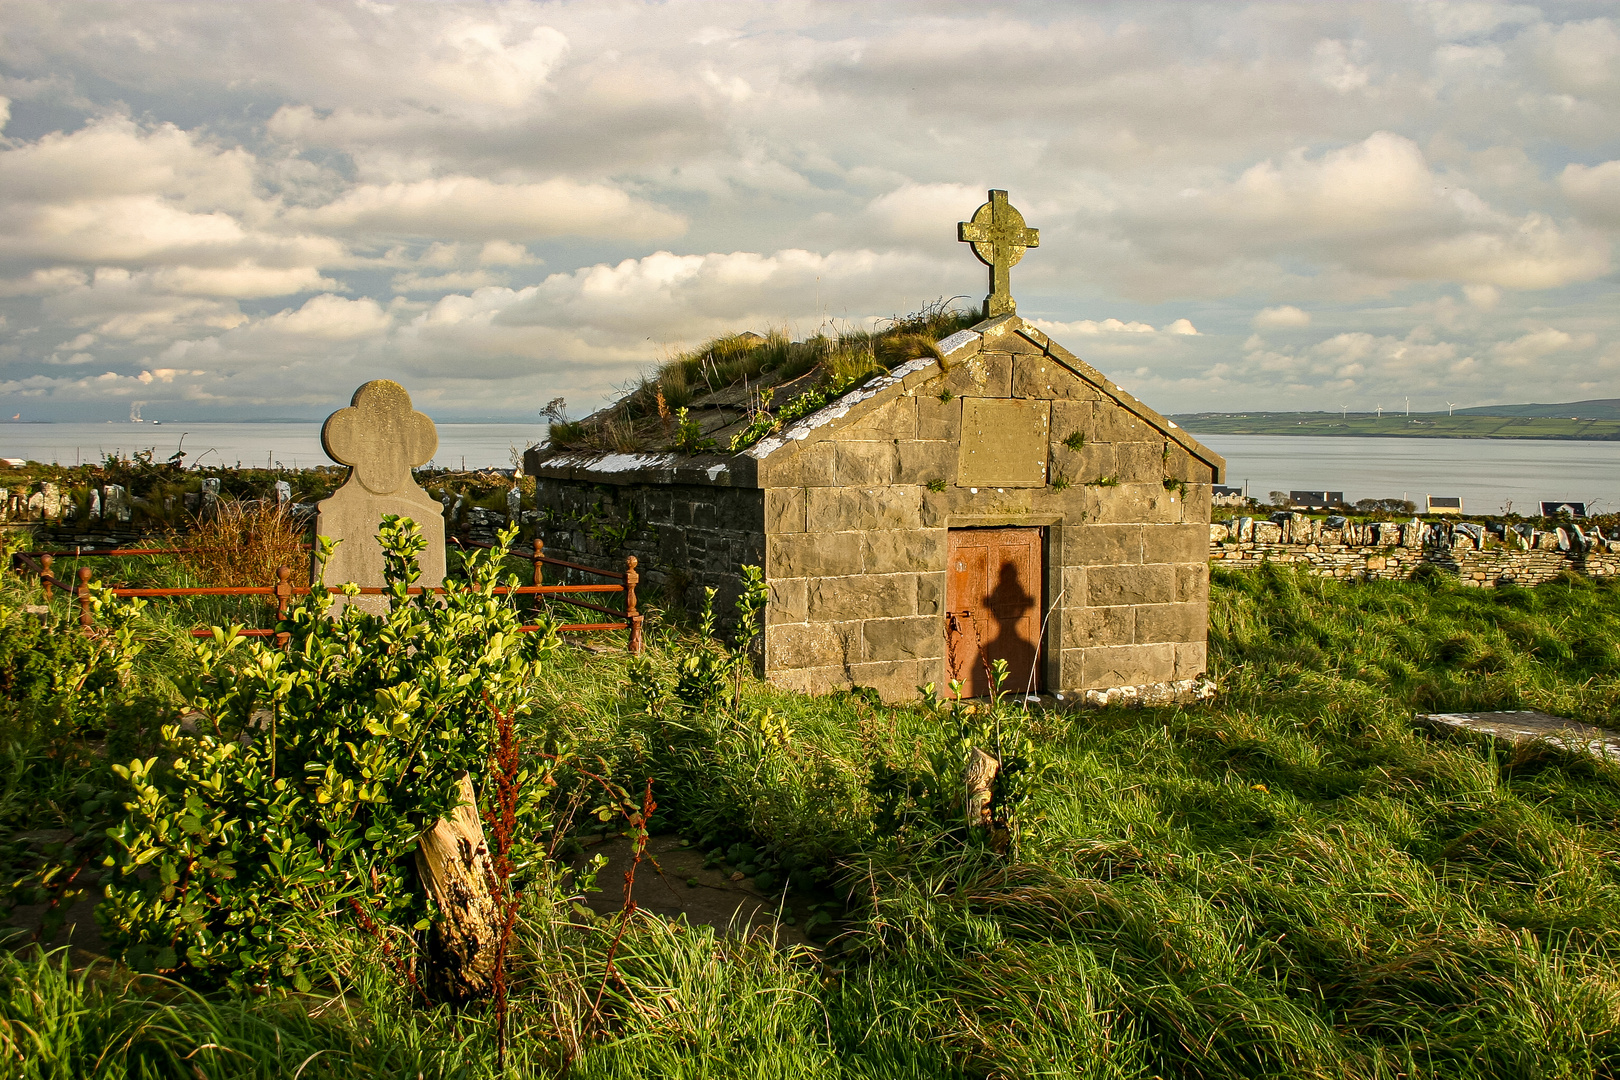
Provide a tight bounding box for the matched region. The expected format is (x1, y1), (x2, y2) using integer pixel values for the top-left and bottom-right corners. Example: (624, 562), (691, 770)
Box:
(1172, 411), (1620, 440)
(4, 558), (1620, 1078)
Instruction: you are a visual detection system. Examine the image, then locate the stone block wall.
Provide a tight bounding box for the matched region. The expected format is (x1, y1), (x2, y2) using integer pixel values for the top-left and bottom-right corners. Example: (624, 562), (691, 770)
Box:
(529, 478), (764, 619)
(1210, 515), (1620, 586)
(759, 317), (1216, 702)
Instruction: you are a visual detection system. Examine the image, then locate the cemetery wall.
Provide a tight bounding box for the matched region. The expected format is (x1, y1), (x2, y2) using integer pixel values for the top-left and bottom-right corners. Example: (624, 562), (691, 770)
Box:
(527, 477), (764, 618)
(1210, 514), (1620, 586)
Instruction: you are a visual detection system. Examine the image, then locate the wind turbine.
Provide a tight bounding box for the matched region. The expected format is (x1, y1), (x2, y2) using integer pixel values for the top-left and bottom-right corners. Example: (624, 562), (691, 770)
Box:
(1446, 401), (1457, 416)
(1375, 403), (1383, 419)
(1340, 403), (1350, 419)
(1404, 396), (1409, 417)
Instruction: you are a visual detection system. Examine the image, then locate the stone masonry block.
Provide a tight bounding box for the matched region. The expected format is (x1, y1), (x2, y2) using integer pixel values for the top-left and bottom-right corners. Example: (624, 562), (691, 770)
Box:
(766, 578), (807, 625)
(766, 621), (855, 671)
(897, 440), (952, 486)
(840, 397), (915, 441)
(1061, 604), (1135, 648)
(1080, 643), (1177, 689)
(916, 394), (959, 441)
(764, 487), (805, 534)
(944, 351), (1013, 398)
(1175, 641), (1208, 679)
(808, 574), (915, 622)
(863, 528), (945, 574)
(1069, 523), (1144, 566)
(1143, 523), (1209, 565)
(846, 659), (942, 703)
(1114, 441), (1164, 484)
(862, 616), (943, 662)
(1013, 356), (1101, 400)
(767, 532), (862, 577)
(917, 572), (944, 616)
(799, 441), (838, 486)
(838, 486), (924, 531)
(1134, 602), (1208, 645)
(1087, 400), (1153, 444)
(1087, 564), (1174, 607)
(837, 441), (895, 486)
(805, 487), (843, 533)
(1077, 443), (1119, 484)
(920, 490), (948, 528)
(1175, 562), (1208, 604)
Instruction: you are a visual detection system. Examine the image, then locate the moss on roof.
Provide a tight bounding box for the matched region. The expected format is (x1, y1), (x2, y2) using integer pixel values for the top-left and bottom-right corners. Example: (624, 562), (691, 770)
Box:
(542, 300), (982, 456)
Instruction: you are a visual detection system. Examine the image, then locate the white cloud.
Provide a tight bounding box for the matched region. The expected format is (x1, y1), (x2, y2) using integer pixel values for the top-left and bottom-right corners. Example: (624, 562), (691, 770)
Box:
(287, 176), (686, 241)
(1561, 159), (1620, 227)
(1254, 305), (1311, 328)
(0, 2), (1617, 418)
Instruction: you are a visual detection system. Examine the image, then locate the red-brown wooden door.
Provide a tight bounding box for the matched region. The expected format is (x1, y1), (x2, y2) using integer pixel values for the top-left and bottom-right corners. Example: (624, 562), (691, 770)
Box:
(946, 527), (1043, 697)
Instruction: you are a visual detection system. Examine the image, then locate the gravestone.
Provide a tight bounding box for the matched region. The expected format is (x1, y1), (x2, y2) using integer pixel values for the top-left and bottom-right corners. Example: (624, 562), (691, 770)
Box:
(104, 484), (131, 523)
(274, 480), (292, 506)
(506, 485), (522, 523)
(314, 380), (445, 613)
(88, 488), (101, 520)
(201, 477), (220, 516)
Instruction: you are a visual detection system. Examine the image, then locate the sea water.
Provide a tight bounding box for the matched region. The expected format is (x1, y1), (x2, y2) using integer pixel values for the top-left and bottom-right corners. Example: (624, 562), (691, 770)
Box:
(3, 423), (1617, 514)
(0, 422), (545, 473)
(1199, 434), (1620, 515)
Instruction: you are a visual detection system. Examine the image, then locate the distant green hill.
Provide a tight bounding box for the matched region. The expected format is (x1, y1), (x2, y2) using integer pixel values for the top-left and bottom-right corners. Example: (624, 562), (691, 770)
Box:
(1170, 411), (1620, 440)
(1453, 398), (1620, 420)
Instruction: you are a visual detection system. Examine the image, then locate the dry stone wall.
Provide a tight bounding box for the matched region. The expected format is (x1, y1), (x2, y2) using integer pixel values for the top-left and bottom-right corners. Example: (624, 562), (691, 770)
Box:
(529, 478), (764, 620)
(1211, 513), (1620, 586)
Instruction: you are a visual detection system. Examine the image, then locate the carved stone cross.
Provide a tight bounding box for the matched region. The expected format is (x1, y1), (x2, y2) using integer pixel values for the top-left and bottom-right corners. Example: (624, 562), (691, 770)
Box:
(958, 189), (1040, 318)
(314, 379), (446, 612)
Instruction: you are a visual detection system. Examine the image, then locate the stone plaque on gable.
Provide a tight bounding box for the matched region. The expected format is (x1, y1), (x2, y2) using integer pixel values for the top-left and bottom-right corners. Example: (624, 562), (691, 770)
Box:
(958, 397), (1049, 487)
(315, 380), (445, 612)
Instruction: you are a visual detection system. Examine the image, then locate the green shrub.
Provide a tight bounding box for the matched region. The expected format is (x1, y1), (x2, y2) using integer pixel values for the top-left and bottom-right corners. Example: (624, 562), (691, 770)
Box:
(98, 519), (572, 989)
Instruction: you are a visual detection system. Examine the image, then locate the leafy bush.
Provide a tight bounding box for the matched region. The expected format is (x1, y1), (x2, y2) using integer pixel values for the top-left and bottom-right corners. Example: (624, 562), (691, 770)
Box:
(99, 519), (567, 989)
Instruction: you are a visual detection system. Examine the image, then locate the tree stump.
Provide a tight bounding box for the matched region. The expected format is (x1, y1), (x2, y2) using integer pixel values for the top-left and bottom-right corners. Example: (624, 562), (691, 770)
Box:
(415, 771), (498, 1001)
(964, 747), (999, 830)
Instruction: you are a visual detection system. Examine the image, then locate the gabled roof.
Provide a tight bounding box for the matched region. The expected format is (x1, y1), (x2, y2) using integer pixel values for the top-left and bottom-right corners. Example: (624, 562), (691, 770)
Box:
(526, 313), (1224, 487)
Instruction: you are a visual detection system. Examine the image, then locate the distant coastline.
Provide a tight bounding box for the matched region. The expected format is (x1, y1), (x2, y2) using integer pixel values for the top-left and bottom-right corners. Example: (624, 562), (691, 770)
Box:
(1173, 412), (1620, 441)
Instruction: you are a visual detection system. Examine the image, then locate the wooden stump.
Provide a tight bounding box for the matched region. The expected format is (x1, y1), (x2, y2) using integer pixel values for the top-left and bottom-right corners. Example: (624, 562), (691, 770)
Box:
(415, 772), (498, 1001)
(964, 747), (999, 830)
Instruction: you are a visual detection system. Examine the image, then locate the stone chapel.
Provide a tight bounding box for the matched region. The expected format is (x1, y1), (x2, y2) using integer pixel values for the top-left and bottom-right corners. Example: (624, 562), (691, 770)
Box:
(526, 191), (1225, 702)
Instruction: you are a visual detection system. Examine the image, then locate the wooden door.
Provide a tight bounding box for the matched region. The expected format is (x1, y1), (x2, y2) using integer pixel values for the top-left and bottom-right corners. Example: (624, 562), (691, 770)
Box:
(946, 527), (1043, 697)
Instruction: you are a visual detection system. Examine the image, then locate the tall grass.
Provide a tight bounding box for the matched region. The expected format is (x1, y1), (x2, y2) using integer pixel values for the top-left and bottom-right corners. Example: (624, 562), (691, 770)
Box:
(6, 566), (1620, 1077)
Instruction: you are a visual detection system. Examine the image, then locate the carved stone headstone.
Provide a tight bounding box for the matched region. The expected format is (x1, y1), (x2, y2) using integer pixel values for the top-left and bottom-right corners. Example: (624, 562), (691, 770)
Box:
(104, 483), (131, 523)
(506, 485), (521, 523)
(274, 479), (292, 506)
(88, 488), (101, 521)
(315, 380), (445, 613)
(201, 477), (220, 516)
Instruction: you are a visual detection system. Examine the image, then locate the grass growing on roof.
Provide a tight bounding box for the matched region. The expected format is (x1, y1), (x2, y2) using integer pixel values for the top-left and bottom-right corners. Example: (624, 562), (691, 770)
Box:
(5, 564), (1620, 1076)
(545, 299), (982, 455)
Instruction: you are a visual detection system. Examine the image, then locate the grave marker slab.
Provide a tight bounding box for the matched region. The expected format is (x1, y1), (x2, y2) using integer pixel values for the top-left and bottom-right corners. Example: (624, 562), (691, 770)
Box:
(314, 380), (445, 613)
(1420, 711), (1620, 761)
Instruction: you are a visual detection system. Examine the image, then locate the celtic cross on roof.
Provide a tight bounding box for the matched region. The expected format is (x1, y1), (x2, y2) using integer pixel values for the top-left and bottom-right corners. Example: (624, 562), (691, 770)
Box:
(958, 189), (1040, 318)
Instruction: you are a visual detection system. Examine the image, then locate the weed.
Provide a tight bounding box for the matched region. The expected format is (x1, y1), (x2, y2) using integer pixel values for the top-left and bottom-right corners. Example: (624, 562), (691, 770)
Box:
(926, 478), (947, 493)
(1087, 474), (1120, 487)
(1062, 430), (1085, 451)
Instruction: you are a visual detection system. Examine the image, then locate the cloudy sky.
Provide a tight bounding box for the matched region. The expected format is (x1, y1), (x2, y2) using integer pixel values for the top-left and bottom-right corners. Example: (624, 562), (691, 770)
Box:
(0, 1), (1616, 422)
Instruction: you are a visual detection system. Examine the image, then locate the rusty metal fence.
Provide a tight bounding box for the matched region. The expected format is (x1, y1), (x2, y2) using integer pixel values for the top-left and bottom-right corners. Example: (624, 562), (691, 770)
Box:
(10, 538), (643, 653)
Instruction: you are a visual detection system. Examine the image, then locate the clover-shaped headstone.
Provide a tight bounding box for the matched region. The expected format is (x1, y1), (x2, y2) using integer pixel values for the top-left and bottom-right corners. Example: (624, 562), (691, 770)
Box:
(314, 380), (446, 610)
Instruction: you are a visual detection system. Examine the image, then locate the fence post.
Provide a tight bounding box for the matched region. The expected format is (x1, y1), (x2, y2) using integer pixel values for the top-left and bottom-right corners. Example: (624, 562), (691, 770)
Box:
(532, 538), (544, 587)
(274, 566), (292, 648)
(77, 567), (93, 629)
(624, 555), (643, 654)
(40, 553), (53, 604)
